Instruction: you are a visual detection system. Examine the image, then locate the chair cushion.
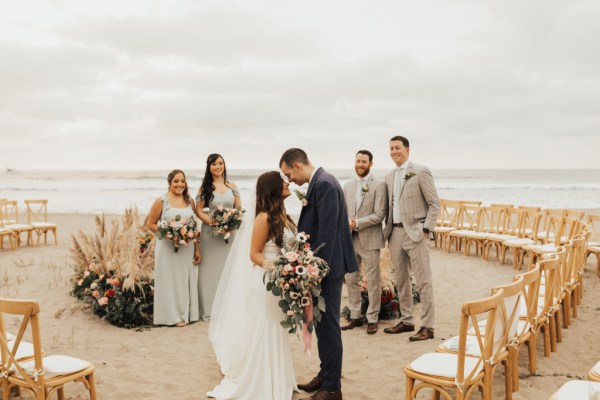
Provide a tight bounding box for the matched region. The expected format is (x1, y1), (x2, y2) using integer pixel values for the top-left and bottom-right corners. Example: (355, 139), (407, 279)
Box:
(434, 227), (455, 233)
(527, 244), (558, 253)
(8, 340), (35, 360)
(0, 227), (13, 233)
(18, 355), (91, 377)
(4, 224), (32, 231)
(504, 238), (534, 246)
(440, 335), (484, 357)
(409, 352), (483, 379)
(550, 380), (600, 400)
(487, 234), (518, 241)
(592, 361), (600, 375)
(589, 246), (600, 253)
(30, 222), (56, 228)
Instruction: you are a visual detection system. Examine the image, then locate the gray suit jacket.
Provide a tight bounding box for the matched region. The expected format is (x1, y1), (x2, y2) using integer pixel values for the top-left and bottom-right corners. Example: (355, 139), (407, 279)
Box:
(343, 175), (387, 250)
(384, 161), (440, 242)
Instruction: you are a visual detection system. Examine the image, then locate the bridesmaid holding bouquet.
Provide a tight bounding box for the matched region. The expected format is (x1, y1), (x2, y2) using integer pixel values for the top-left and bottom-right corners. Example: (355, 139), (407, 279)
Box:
(195, 154), (241, 320)
(147, 169), (201, 327)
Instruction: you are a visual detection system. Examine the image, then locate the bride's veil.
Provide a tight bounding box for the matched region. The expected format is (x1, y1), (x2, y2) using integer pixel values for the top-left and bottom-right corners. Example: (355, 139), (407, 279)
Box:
(208, 189), (256, 376)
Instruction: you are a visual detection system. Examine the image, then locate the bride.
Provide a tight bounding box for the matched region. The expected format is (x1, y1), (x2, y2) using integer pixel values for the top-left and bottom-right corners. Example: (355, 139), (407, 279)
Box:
(207, 171), (299, 400)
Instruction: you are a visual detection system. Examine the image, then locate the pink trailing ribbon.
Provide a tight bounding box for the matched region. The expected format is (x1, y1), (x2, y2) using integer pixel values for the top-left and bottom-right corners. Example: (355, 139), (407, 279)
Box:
(302, 298), (314, 357)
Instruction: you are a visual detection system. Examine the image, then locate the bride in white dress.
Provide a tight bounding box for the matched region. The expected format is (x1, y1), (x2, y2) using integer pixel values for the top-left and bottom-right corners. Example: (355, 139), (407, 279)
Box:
(207, 171), (298, 400)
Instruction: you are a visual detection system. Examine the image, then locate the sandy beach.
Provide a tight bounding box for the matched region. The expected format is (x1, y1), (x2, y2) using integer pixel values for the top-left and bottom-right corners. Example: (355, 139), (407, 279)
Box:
(1, 213), (599, 400)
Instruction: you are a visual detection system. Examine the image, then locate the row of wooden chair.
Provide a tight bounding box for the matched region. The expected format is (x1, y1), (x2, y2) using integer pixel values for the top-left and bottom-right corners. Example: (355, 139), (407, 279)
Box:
(433, 200), (599, 273)
(0, 298), (97, 399)
(404, 228), (593, 399)
(0, 199), (57, 250)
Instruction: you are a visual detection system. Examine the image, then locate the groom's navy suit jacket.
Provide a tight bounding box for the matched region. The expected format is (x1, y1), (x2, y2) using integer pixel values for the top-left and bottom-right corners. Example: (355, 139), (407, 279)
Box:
(298, 167), (359, 280)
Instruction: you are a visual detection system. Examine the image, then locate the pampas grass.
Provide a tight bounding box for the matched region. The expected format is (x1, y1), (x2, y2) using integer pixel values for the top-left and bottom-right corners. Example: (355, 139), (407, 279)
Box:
(70, 207), (154, 292)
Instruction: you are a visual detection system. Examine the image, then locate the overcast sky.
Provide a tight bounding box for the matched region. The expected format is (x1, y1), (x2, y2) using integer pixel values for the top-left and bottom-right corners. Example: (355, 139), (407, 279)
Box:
(1, 0), (599, 170)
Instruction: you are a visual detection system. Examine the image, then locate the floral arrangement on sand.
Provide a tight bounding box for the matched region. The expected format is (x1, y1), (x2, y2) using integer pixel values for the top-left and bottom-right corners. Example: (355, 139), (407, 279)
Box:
(342, 248), (420, 321)
(71, 208), (155, 328)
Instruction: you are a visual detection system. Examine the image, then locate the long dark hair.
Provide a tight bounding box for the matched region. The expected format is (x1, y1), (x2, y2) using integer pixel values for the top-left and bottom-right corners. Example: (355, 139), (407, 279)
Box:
(255, 171), (295, 248)
(199, 153), (229, 206)
(167, 169), (191, 204)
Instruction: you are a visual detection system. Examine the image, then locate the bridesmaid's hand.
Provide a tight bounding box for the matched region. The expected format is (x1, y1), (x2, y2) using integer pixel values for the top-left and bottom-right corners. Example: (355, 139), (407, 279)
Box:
(193, 249), (202, 265)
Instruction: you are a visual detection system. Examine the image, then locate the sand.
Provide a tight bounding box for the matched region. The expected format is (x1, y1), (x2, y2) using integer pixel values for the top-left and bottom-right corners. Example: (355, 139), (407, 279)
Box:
(1, 213), (599, 399)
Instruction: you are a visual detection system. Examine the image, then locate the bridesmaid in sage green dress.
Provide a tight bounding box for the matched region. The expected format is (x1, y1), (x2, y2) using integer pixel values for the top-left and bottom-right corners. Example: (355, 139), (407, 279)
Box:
(196, 154), (242, 320)
(146, 169), (201, 327)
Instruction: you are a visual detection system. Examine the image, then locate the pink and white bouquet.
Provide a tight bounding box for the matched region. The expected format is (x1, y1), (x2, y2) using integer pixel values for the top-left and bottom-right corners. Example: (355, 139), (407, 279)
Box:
(203, 205), (245, 244)
(156, 214), (200, 252)
(263, 232), (330, 339)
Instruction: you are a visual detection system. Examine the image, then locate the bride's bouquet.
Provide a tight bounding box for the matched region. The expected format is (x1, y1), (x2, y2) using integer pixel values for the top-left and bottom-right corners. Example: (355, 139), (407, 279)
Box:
(156, 214), (200, 253)
(263, 232), (330, 336)
(203, 205), (246, 244)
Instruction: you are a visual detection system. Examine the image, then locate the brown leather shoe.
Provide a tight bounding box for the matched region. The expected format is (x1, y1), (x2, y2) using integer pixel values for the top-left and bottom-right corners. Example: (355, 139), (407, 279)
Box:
(298, 375), (323, 392)
(409, 327), (434, 341)
(305, 389), (343, 400)
(341, 318), (364, 330)
(367, 323), (378, 334)
(383, 322), (415, 334)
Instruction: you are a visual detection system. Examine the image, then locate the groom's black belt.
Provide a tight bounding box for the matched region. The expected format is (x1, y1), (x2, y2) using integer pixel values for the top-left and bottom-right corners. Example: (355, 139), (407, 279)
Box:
(392, 223), (404, 228)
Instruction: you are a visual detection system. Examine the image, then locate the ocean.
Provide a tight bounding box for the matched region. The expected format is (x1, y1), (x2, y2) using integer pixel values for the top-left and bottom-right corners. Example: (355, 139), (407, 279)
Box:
(1, 169), (599, 215)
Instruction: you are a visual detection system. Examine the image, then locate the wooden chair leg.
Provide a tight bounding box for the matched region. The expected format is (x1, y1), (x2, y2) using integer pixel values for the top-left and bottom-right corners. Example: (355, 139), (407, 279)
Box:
(58, 386), (65, 400)
(549, 315), (557, 352)
(504, 359), (513, 400)
(555, 309), (562, 343)
(527, 334), (537, 374)
(542, 325), (551, 357)
(88, 371), (98, 400)
(406, 376), (415, 400)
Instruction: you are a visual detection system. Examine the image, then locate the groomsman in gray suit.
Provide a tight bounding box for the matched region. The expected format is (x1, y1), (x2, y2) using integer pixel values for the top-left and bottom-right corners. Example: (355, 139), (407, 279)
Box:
(383, 135), (440, 341)
(341, 150), (388, 335)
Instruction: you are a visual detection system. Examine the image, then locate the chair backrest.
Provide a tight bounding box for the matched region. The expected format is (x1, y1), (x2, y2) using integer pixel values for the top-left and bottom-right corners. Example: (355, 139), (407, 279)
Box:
(490, 276), (524, 357)
(516, 209), (541, 239)
(565, 209), (585, 220)
(518, 205), (542, 213)
(0, 298), (45, 389)
(542, 215), (565, 245)
(0, 200), (18, 225)
(456, 204), (480, 230)
(555, 243), (572, 295)
(477, 206), (505, 234)
(537, 255), (560, 321)
(586, 215), (600, 243)
(437, 200), (462, 227)
(490, 203), (514, 209)
(571, 234), (589, 279)
(455, 289), (504, 386)
(503, 207), (520, 236)
(515, 264), (541, 338)
(24, 200), (48, 224)
(458, 200), (482, 206)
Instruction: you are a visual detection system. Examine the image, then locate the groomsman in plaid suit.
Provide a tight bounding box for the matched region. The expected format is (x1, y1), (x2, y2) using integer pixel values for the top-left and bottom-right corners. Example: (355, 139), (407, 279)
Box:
(341, 150), (388, 335)
(383, 136), (440, 341)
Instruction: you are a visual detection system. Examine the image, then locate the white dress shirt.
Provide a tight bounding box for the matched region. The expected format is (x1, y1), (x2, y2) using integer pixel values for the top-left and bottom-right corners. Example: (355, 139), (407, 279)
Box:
(392, 159), (410, 224)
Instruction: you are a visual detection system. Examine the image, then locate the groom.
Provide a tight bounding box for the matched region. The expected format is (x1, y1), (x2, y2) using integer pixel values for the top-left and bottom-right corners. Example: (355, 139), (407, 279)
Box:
(280, 148), (358, 400)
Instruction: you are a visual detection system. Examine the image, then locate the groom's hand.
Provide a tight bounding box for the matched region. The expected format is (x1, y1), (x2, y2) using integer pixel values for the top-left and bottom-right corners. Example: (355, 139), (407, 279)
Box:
(349, 218), (357, 231)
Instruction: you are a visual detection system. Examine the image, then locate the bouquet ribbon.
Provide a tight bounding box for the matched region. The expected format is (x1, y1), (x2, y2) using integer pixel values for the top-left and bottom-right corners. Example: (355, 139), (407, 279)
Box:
(302, 297), (314, 357)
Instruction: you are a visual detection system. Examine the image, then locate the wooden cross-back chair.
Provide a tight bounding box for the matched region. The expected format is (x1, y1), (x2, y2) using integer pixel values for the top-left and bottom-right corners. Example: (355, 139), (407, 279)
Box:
(437, 277), (523, 399)
(509, 265), (541, 392)
(572, 231), (592, 313)
(589, 361), (600, 382)
(585, 214), (600, 277)
(0, 298), (97, 399)
(0, 201), (33, 247)
(463, 206), (504, 258)
(447, 205), (481, 253)
(433, 200), (462, 249)
(500, 209), (541, 270)
(538, 247), (567, 351)
(24, 200), (58, 246)
(529, 255), (560, 360)
(404, 290), (504, 400)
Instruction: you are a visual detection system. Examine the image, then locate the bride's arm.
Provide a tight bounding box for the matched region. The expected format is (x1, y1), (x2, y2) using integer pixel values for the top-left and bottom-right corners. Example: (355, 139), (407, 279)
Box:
(250, 212), (270, 267)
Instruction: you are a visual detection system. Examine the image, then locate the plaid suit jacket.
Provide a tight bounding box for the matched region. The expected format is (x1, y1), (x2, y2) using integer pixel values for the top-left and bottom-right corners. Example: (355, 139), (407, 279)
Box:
(343, 175), (387, 250)
(383, 161), (440, 242)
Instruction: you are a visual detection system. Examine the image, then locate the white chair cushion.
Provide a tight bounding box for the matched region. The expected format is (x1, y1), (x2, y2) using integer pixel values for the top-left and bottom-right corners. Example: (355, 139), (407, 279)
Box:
(504, 238), (534, 246)
(0, 227), (13, 233)
(449, 230), (472, 236)
(434, 227), (455, 232)
(18, 355), (91, 377)
(465, 232), (490, 238)
(588, 246), (600, 252)
(588, 241), (599, 247)
(550, 380), (600, 400)
(409, 352), (483, 379)
(4, 224), (32, 230)
(441, 335), (483, 357)
(30, 222), (56, 228)
(592, 361), (600, 374)
(527, 244), (558, 253)
(487, 234), (518, 241)
(8, 340), (35, 360)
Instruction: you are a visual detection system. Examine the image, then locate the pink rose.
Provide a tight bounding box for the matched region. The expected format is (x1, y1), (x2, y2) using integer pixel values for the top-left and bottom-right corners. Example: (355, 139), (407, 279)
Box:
(285, 251), (298, 262)
(92, 290), (100, 298)
(84, 271), (90, 277)
(98, 297), (109, 306)
(287, 310), (294, 316)
(78, 279), (84, 286)
(111, 278), (120, 287)
(187, 231), (195, 238)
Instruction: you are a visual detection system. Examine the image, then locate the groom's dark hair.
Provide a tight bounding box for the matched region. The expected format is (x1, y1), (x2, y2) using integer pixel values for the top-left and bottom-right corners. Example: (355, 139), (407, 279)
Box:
(279, 148), (310, 167)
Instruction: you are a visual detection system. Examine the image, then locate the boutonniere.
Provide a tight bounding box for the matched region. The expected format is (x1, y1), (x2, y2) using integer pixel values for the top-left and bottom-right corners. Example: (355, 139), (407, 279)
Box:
(361, 182), (369, 196)
(404, 172), (416, 180)
(294, 190), (308, 206)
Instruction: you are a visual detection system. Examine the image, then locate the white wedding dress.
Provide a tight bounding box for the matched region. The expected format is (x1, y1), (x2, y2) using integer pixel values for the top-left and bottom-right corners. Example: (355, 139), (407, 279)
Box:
(207, 222), (298, 400)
